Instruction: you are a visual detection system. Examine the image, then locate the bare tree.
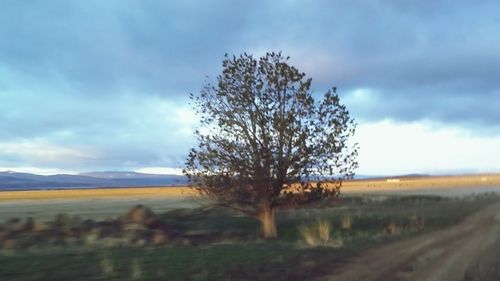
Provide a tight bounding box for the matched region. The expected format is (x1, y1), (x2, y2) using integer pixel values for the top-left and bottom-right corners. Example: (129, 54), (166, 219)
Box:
(184, 52), (358, 238)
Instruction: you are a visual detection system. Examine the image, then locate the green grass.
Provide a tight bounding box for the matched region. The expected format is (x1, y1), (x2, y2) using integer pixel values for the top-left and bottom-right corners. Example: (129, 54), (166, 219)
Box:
(0, 197), (198, 223)
(0, 243), (354, 281)
(1, 193), (499, 281)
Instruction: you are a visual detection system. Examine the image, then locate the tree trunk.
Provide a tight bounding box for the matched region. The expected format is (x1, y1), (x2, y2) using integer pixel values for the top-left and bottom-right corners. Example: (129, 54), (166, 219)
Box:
(258, 206), (277, 238)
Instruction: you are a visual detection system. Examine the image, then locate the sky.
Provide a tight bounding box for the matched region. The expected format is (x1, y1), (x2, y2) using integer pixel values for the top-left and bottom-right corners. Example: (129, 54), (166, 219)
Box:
(1, 0), (500, 176)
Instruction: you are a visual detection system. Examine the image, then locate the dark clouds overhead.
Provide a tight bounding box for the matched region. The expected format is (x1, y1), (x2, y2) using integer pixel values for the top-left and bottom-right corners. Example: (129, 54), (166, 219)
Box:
(1, 0), (499, 172)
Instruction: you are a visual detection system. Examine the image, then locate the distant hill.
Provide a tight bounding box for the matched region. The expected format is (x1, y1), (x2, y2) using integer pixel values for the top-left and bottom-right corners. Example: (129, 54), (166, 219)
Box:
(350, 174), (431, 180)
(0, 171), (188, 190)
(80, 171), (170, 179)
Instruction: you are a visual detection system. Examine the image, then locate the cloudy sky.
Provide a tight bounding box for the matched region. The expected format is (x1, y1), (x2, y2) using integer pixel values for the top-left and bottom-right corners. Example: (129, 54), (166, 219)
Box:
(1, 0), (500, 175)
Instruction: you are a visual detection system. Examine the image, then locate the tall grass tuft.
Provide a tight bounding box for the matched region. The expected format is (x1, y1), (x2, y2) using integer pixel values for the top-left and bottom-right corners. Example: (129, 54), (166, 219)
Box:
(385, 222), (401, 235)
(131, 258), (142, 280)
(408, 214), (425, 229)
(100, 254), (115, 278)
(340, 216), (353, 230)
(299, 220), (332, 247)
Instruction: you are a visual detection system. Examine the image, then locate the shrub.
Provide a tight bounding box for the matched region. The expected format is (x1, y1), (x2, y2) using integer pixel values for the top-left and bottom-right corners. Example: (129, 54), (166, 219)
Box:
(299, 220), (332, 247)
(385, 222), (400, 235)
(340, 216), (353, 230)
(100, 254), (115, 278)
(131, 258), (142, 280)
(408, 214), (425, 230)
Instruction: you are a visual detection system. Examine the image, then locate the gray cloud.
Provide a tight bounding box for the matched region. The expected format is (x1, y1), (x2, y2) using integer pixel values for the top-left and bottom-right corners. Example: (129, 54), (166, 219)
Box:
(1, 0), (499, 171)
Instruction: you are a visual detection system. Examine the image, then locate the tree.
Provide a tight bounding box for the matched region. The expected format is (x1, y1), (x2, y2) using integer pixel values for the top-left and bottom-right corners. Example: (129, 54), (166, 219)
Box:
(184, 52), (358, 238)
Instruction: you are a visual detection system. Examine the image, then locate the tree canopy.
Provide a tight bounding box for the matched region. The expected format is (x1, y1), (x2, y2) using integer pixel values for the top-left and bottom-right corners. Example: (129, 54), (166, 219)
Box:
(184, 52), (358, 238)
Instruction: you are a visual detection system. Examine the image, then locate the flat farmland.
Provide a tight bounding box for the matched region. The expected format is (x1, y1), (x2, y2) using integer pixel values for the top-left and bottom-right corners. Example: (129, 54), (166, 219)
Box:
(0, 187), (194, 201)
(1, 174), (499, 222)
(341, 173), (500, 196)
(2, 173), (500, 201)
(1, 175), (500, 280)
(0, 188), (199, 222)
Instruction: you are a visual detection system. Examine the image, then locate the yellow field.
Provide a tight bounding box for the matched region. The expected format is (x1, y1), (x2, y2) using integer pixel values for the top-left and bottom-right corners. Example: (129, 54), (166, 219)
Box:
(1, 173), (499, 201)
(0, 187), (195, 201)
(341, 173), (500, 193)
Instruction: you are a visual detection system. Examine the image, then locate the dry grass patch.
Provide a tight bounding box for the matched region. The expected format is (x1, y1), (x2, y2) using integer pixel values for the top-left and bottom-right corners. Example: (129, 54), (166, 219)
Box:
(299, 220), (343, 247)
(0, 187), (193, 201)
(341, 174), (500, 194)
(340, 216), (353, 230)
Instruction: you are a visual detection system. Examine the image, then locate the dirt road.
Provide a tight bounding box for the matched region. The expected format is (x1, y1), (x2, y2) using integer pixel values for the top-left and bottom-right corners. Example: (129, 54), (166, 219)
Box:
(318, 200), (500, 281)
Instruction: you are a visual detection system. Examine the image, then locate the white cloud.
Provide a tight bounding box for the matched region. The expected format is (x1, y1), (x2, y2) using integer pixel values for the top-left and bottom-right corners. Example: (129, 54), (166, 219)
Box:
(0, 166), (75, 175)
(135, 167), (184, 175)
(354, 120), (500, 175)
(0, 140), (96, 164)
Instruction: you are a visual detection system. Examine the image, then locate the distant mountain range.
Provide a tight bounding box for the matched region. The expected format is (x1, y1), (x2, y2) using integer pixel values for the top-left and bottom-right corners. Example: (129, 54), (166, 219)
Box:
(0, 171), (188, 190)
(0, 170), (439, 191)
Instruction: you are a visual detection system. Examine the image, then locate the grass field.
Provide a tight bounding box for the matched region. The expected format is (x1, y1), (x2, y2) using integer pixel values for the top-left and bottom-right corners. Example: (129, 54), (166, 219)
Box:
(1, 192), (499, 281)
(1, 174), (499, 223)
(1, 173), (499, 203)
(0, 187), (195, 201)
(341, 173), (500, 195)
(0, 187), (199, 222)
(0, 197), (199, 223)
(1, 175), (500, 280)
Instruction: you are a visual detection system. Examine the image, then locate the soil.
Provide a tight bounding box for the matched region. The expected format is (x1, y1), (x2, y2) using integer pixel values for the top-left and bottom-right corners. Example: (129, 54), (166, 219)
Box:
(317, 200), (500, 281)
